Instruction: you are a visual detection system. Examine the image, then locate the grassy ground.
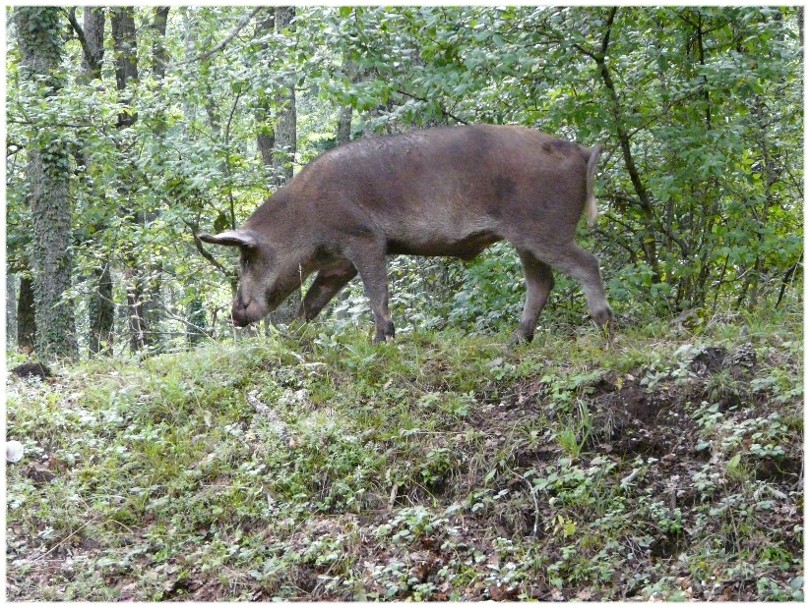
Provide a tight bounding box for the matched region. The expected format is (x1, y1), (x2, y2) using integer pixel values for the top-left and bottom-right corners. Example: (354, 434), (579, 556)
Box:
(6, 308), (804, 600)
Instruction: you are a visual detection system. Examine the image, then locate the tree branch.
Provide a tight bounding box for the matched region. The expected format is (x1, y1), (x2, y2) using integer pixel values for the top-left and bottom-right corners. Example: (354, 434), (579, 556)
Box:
(395, 89), (470, 125)
(599, 6), (618, 57)
(63, 8), (95, 70)
(180, 7), (265, 65)
(153, 303), (214, 338)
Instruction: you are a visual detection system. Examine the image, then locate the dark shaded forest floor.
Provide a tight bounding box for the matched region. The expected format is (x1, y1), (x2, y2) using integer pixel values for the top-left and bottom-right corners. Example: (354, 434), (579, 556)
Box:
(6, 308), (803, 600)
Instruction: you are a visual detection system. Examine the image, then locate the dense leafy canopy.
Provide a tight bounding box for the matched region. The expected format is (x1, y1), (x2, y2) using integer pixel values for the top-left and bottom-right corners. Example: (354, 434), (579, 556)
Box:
(6, 6), (803, 358)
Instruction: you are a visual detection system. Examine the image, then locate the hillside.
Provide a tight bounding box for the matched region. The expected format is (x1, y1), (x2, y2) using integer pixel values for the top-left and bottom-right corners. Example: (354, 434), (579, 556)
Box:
(6, 310), (803, 601)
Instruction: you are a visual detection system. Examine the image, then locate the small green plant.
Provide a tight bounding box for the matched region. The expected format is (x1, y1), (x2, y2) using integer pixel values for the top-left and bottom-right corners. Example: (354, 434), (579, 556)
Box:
(556, 400), (592, 458)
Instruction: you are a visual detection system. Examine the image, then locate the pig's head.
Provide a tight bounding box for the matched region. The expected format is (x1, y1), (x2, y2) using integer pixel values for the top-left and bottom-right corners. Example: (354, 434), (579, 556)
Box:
(198, 229), (302, 326)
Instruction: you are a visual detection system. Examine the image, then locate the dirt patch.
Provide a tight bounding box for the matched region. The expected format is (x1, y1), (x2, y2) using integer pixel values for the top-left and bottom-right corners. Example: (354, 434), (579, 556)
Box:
(589, 380), (701, 458)
(468, 370), (705, 462)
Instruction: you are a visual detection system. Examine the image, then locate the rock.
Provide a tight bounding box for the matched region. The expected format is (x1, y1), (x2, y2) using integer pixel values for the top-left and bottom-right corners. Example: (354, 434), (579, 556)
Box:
(10, 362), (53, 380)
(26, 465), (56, 484)
(6, 440), (24, 463)
(689, 346), (727, 376)
(725, 342), (756, 378)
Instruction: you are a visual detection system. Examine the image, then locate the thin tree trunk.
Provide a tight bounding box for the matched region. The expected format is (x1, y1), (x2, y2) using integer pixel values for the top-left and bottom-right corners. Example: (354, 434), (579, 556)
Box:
(186, 298), (208, 345)
(84, 7), (114, 354)
(746, 15), (782, 310)
(269, 7), (297, 186)
(72, 6), (116, 355)
(88, 265), (114, 354)
(80, 7), (105, 78)
(588, 8), (661, 283)
(111, 8), (138, 128)
(255, 10), (276, 166)
(139, 6), (171, 352)
(258, 7), (300, 327)
(337, 106), (353, 146)
(686, 8), (718, 306)
(111, 7), (153, 353)
(693, 10), (712, 131)
(151, 7), (170, 79)
(336, 58), (355, 146)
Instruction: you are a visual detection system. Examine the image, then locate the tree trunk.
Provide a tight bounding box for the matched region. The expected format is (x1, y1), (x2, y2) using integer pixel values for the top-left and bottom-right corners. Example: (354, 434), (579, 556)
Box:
(274, 17), (297, 182)
(111, 7), (154, 353)
(6, 273), (18, 350)
(139, 7), (171, 352)
(337, 106), (353, 146)
(111, 7), (138, 128)
(81, 7), (105, 78)
(590, 8), (661, 283)
(15, 7), (78, 360)
(258, 7), (300, 326)
(88, 264), (114, 355)
(151, 7), (170, 79)
(255, 10), (277, 166)
(72, 6), (116, 355)
(269, 7), (297, 187)
(186, 298), (208, 345)
(17, 275), (36, 353)
(83, 8), (114, 353)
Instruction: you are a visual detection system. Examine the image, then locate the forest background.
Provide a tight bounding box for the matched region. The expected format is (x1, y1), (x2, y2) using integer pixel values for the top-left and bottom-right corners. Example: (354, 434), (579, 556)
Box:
(5, 6), (803, 358)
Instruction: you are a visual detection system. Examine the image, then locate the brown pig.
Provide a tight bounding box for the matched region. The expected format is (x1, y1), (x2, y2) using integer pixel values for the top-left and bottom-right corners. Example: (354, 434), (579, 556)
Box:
(200, 124), (613, 343)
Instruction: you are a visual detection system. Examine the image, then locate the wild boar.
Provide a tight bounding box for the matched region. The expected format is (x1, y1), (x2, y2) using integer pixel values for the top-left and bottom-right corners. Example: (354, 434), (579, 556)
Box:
(200, 124), (613, 343)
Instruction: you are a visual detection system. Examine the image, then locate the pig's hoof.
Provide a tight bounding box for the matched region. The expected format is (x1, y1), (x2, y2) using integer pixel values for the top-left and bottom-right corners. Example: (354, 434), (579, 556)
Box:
(592, 306), (615, 329)
(508, 329), (534, 348)
(373, 321), (395, 343)
(596, 312), (617, 340)
(591, 320), (616, 347)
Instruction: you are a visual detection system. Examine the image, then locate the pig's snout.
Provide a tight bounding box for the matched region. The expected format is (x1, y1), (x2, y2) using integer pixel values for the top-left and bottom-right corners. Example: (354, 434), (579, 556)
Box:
(230, 295), (265, 326)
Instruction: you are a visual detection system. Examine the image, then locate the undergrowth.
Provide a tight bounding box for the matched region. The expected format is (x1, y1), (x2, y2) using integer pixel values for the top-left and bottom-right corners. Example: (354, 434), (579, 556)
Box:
(6, 307), (803, 600)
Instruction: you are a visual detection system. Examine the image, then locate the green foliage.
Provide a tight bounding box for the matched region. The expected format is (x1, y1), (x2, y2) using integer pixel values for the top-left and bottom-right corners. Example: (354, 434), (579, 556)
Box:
(6, 7), (803, 359)
(449, 243), (524, 335)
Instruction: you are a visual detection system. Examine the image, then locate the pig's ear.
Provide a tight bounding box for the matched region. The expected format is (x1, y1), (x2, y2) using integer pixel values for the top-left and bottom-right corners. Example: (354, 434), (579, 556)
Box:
(198, 229), (258, 249)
